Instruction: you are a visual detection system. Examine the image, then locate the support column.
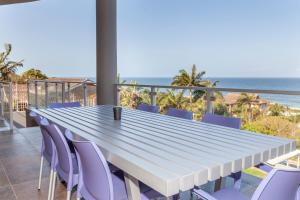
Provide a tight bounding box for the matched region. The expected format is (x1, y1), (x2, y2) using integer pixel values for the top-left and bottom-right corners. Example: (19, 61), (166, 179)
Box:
(96, 0), (117, 105)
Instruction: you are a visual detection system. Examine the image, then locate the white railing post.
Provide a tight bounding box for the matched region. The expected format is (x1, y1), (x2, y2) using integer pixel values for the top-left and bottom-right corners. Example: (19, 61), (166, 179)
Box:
(34, 81), (38, 108)
(0, 83), (3, 118)
(62, 82), (65, 103)
(9, 82), (13, 130)
(45, 82), (48, 108)
(27, 81), (30, 108)
(15, 83), (18, 112)
(297, 155), (300, 169)
(206, 89), (214, 114)
(55, 82), (58, 102)
(67, 82), (71, 102)
(83, 83), (87, 106)
(150, 87), (157, 106)
(116, 85), (120, 106)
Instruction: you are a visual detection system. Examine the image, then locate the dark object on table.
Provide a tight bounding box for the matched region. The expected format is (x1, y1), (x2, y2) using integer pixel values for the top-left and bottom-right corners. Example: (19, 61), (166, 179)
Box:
(113, 106), (122, 120)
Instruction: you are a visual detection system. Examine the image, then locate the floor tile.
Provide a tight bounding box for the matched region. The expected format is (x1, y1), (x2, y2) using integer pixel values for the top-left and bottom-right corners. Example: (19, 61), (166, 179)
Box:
(0, 168), (10, 188)
(0, 186), (16, 200)
(2, 154), (50, 185)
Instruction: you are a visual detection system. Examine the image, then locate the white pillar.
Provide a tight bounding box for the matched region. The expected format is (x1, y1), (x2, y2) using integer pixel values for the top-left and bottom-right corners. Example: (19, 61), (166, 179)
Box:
(96, 0), (117, 105)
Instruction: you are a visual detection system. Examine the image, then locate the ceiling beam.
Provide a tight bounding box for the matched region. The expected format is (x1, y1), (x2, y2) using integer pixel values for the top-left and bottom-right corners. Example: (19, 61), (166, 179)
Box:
(0, 0), (37, 5)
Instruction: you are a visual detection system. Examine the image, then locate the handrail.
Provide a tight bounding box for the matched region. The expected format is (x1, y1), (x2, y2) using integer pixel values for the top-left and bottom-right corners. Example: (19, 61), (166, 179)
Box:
(27, 79), (96, 85)
(115, 83), (300, 96)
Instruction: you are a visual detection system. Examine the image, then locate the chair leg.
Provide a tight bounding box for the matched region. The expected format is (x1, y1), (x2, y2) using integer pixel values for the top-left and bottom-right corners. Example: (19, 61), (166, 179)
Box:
(51, 171), (57, 200)
(47, 170), (53, 200)
(66, 191), (71, 200)
(38, 156), (44, 190)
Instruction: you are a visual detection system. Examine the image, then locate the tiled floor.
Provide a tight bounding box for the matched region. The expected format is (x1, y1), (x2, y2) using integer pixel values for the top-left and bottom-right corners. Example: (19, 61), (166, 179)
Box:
(0, 127), (77, 200)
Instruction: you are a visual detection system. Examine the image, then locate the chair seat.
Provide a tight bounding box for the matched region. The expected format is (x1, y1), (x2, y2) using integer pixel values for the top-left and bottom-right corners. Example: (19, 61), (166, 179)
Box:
(109, 163), (121, 173)
(194, 188), (248, 200)
(212, 188), (248, 200)
(112, 174), (162, 200)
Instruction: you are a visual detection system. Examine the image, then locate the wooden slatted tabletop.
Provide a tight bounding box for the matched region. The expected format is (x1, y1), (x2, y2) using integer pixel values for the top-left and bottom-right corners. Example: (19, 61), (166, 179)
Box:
(32, 105), (296, 198)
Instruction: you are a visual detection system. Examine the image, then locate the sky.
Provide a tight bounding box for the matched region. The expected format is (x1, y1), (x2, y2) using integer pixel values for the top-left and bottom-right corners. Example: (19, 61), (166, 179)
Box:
(0, 0), (300, 78)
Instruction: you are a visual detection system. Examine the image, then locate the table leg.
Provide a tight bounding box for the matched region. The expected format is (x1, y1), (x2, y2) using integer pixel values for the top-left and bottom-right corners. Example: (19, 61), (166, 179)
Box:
(214, 178), (222, 192)
(124, 173), (141, 200)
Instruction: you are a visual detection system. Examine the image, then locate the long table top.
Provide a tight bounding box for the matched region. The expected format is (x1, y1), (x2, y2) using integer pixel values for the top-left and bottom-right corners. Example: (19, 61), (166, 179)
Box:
(32, 105), (296, 197)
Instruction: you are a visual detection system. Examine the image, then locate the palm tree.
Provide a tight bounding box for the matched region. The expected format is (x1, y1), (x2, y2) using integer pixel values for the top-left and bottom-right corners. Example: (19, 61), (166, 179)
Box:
(268, 103), (286, 116)
(171, 64), (216, 104)
(0, 44), (23, 81)
(157, 90), (189, 112)
(237, 93), (257, 122)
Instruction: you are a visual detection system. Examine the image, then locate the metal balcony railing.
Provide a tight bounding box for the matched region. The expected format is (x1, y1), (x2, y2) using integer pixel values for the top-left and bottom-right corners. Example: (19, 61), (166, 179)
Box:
(115, 83), (300, 113)
(27, 80), (96, 108)
(0, 82), (13, 130)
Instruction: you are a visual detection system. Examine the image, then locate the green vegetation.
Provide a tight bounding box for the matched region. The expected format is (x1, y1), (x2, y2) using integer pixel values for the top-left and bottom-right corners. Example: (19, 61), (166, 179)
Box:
(243, 167), (268, 179)
(0, 43), (47, 83)
(0, 44), (23, 81)
(119, 64), (300, 146)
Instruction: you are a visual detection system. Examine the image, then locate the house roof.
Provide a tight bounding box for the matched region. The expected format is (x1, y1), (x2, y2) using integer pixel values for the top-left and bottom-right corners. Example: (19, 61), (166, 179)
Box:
(224, 93), (241, 105)
(0, 0), (37, 5)
(47, 77), (94, 83)
(224, 93), (269, 105)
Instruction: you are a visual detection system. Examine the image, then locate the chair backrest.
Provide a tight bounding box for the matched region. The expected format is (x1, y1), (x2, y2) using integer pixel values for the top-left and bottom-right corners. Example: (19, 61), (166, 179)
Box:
(252, 169), (300, 200)
(49, 102), (81, 109)
(71, 139), (114, 200)
(166, 108), (193, 120)
(49, 102), (65, 109)
(202, 113), (241, 129)
(29, 112), (53, 158)
(137, 104), (159, 113)
(44, 123), (73, 177)
(63, 102), (81, 108)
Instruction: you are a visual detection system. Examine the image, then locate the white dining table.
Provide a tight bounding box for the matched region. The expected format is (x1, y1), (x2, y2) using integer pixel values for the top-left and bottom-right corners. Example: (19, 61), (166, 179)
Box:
(32, 105), (296, 200)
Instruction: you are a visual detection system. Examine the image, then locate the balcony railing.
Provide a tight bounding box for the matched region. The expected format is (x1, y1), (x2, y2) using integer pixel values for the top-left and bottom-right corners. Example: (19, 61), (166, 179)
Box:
(27, 80), (300, 112)
(27, 80), (96, 108)
(0, 81), (13, 130)
(26, 80), (300, 146)
(115, 83), (300, 113)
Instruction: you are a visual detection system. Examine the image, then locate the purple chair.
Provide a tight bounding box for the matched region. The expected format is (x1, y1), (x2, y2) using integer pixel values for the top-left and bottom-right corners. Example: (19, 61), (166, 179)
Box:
(63, 102), (81, 108)
(29, 112), (55, 192)
(49, 101), (81, 109)
(202, 113), (241, 129)
(256, 163), (273, 173)
(202, 113), (242, 183)
(68, 132), (162, 200)
(49, 102), (65, 109)
(137, 104), (159, 113)
(193, 168), (300, 200)
(42, 121), (79, 200)
(166, 108), (193, 120)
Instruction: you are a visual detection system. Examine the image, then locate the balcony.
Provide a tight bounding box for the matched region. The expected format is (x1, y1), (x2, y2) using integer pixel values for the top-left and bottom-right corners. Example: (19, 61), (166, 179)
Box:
(0, 79), (299, 199)
(1, 1), (300, 200)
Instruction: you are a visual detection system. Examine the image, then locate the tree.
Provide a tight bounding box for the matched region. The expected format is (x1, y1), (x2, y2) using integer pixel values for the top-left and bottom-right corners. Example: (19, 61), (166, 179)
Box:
(243, 116), (299, 138)
(0, 44), (23, 81)
(171, 64), (215, 104)
(268, 103), (285, 116)
(119, 81), (150, 108)
(157, 90), (189, 112)
(21, 68), (48, 82)
(237, 93), (257, 122)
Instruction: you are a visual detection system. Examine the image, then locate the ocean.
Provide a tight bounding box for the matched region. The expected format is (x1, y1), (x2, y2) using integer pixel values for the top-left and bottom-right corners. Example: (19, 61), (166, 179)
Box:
(119, 77), (300, 108)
